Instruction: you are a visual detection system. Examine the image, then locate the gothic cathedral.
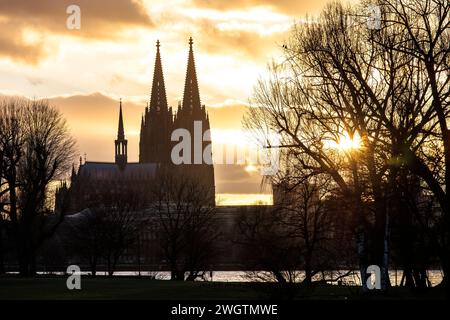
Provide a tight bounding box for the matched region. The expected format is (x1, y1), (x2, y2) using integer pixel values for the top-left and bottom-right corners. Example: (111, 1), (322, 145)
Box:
(55, 38), (215, 212)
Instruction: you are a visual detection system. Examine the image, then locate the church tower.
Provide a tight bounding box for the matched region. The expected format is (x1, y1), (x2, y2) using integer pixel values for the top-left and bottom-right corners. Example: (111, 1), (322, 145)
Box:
(139, 40), (173, 164)
(173, 37), (215, 203)
(138, 38), (215, 204)
(115, 99), (128, 169)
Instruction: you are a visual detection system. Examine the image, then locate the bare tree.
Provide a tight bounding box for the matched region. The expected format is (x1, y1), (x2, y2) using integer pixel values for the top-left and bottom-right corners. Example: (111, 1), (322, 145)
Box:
(238, 174), (349, 287)
(101, 205), (137, 277)
(65, 186), (139, 276)
(65, 209), (104, 276)
(0, 147), (4, 274)
(0, 99), (26, 274)
(237, 206), (304, 285)
(149, 167), (218, 281)
(0, 97), (76, 276)
(369, 0), (450, 289)
(245, 0), (450, 290)
(279, 175), (340, 285)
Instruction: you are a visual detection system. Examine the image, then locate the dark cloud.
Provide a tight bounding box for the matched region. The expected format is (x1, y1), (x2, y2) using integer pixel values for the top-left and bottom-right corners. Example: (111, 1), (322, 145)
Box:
(0, 0), (152, 63)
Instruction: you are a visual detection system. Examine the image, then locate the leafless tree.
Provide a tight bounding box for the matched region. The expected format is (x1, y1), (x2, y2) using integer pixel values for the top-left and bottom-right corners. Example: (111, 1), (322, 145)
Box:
(238, 174), (351, 288)
(370, 0), (450, 289)
(0, 148), (4, 274)
(65, 187), (140, 276)
(65, 209), (104, 276)
(237, 205), (304, 285)
(100, 204), (137, 277)
(245, 0), (449, 290)
(149, 167), (218, 281)
(0, 97), (76, 276)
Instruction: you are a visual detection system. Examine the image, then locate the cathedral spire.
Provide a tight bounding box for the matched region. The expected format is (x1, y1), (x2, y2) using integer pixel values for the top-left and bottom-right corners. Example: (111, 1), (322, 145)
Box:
(115, 99), (128, 169)
(117, 98), (125, 140)
(71, 163), (77, 182)
(149, 40), (168, 112)
(182, 37), (201, 114)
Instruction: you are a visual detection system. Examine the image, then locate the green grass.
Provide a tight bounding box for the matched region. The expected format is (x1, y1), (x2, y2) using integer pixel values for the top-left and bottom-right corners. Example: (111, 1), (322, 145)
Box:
(0, 276), (446, 300)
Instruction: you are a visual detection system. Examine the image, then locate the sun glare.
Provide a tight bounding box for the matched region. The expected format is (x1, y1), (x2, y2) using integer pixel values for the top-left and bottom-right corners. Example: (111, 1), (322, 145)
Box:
(244, 164), (258, 172)
(337, 132), (361, 151)
(327, 132), (362, 151)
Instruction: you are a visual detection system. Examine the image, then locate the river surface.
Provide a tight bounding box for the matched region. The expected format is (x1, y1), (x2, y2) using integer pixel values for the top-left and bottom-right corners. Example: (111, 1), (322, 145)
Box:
(34, 270), (444, 287)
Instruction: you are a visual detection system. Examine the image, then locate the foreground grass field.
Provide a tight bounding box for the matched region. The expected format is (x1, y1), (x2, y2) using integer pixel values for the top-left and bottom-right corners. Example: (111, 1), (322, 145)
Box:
(0, 276), (446, 300)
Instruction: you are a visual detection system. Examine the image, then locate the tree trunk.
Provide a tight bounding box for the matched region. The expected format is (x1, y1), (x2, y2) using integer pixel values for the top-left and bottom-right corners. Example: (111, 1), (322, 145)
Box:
(357, 230), (368, 292)
(272, 270), (287, 284)
(303, 250), (312, 286)
(107, 255), (113, 277)
(403, 268), (415, 288)
(170, 262), (183, 281)
(0, 219), (4, 275)
(90, 256), (97, 277)
(381, 209), (390, 290)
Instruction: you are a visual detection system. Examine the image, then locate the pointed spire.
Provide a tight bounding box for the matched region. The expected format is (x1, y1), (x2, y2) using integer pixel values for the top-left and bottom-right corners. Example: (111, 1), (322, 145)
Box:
(115, 99), (128, 169)
(71, 163), (77, 183)
(182, 37), (201, 114)
(117, 99), (125, 140)
(149, 40), (168, 113)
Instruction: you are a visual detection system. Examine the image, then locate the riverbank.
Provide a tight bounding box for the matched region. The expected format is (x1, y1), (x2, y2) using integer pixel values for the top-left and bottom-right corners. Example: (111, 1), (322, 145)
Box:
(0, 276), (446, 300)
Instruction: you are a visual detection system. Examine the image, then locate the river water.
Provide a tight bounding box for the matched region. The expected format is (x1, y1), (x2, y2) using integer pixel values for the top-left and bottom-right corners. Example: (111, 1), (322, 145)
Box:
(41, 270), (443, 287)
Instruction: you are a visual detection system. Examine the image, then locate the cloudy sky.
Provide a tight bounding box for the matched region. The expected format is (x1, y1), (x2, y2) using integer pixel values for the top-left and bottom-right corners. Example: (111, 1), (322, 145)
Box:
(0, 0), (339, 203)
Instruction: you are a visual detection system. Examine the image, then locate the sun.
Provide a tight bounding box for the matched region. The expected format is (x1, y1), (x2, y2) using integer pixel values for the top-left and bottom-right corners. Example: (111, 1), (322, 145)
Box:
(245, 164), (258, 173)
(336, 132), (362, 151)
(325, 131), (362, 151)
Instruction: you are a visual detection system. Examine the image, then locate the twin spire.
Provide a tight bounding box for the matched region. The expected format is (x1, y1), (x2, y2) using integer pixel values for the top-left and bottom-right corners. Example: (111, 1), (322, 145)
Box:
(119, 37), (209, 165)
(182, 37), (201, 114)
(114, 37), (214, 198)
(149, 39), (168, 113)
(147, 37), (201, 116)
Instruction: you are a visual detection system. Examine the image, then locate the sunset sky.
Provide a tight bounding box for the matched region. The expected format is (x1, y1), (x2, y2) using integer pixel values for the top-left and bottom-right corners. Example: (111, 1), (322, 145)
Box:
(0, 0), (343, 203)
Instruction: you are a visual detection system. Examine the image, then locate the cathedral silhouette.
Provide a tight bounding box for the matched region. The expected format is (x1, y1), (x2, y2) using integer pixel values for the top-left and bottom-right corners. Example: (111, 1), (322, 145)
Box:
(56, 38), (215, 211)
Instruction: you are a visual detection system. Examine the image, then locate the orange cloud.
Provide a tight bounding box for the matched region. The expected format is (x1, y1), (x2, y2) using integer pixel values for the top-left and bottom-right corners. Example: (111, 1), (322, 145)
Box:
(49, 92), (261, 193)
(207, 103), (249, 129)
(0, 20), (48, 64)
(1, 91), (266, 194)
(194, 18), (286, 61)
(0, 0), (152, 64)
(48, 93), (249, 159)
(191, 0), (331, 15)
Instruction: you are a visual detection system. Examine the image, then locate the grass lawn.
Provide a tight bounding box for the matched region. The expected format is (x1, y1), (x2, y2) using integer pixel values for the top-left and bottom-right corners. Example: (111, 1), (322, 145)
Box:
(0, 276), (446, 300)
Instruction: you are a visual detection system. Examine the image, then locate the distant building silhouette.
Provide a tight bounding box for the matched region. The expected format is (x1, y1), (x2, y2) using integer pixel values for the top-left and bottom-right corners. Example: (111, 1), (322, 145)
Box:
(140, 37), (214, 193)
(56, 38), (215, 211)
(139, 40), (173, 164)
